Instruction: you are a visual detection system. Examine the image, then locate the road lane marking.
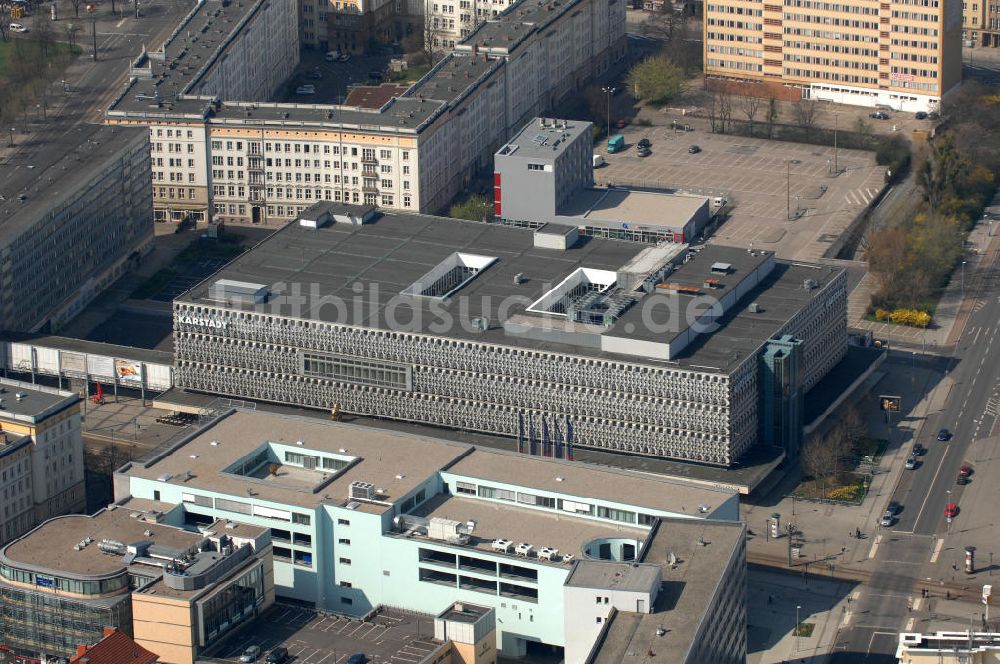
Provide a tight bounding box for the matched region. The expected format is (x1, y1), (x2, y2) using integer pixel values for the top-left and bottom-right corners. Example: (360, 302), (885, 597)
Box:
(930, 538), (944, 563)
(869, 534), (883, 559)
(914, 448), (949, 528)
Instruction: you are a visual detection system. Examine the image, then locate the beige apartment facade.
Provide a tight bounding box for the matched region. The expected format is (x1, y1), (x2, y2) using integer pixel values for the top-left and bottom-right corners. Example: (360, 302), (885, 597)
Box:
(897, 632), (1000, 663)
(704, 0), (962, 112)
(962, 0), (1000, 46)
(109, 0), (626, 224)
(424, 0), (516, 51)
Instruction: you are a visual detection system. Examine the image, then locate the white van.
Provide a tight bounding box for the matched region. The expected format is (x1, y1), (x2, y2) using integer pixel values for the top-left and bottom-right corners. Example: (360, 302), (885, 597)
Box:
(592, 154), (606, 168)
(712, 196), (728, 209)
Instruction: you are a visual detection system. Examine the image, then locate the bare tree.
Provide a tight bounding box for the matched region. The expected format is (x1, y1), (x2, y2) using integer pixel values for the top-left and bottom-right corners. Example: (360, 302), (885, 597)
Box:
(718, 92), (733, 134)
(69, 0), (84, 18)
(707, 89), (720, 133)
(765, 97), (778, 139)
(842, 403), (867, 454)
(642, 0), (684, 43)
(800, 426), (845, 499)
(739, 94), (762, 137)
(793, 100), (823, 141)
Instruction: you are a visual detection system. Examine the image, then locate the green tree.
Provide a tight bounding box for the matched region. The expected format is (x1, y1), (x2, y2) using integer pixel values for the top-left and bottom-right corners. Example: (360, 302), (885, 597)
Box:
(626, 56), (686, 106)
(449, 194), (493, 221)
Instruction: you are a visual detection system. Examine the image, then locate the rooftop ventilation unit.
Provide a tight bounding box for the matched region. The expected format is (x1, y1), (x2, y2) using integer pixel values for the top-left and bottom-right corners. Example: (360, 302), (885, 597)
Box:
(748, 302), (761, 313)
(208, 279), (269, 304)
(533, 224), (578, 250)
(710, 262), (732, 274)
(350, 481), (376, 501)
(803, 278), (819, 290)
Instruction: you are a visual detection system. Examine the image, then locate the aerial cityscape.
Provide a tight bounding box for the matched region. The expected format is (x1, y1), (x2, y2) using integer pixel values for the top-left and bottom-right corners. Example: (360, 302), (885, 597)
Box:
(0, 0), (998, 660)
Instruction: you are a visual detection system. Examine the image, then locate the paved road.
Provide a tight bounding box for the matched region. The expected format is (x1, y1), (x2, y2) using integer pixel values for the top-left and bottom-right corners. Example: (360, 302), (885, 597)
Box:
(831, 244), (1000, 662)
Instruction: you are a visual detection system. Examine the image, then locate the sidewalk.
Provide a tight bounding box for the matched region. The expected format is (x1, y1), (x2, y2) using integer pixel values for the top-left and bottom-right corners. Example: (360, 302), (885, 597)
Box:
(745, 355), (949, 575)
(748, 568), (856, 664)
(849, 218), (1000, 350)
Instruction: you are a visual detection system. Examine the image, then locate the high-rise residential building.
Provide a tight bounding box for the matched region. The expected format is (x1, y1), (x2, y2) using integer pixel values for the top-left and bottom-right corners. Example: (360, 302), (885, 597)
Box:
(106, 0), (626, 224)
(0, 125), (152, 333)
(0, 379), (84, 547)
(299, 0), (422, 53)
(703, 0), (962, 112)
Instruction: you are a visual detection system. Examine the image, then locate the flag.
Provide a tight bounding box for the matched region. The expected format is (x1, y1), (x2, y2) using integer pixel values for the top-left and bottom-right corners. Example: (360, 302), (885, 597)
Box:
(565, 415), (574, 461)
(517, 412), (525, 454)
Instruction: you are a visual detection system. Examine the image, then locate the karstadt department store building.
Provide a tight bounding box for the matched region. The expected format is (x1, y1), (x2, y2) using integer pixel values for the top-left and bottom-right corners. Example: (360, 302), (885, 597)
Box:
(172, 205), (847, 467)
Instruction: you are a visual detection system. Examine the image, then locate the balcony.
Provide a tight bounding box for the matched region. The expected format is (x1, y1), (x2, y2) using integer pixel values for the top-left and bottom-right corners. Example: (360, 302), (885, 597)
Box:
(361, 156), (377, 165)
(361, 168), (378, 178)
(362, 185), (379, 194)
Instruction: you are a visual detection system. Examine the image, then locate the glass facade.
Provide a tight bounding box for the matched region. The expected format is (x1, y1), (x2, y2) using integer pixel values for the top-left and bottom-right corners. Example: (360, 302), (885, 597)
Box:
(199, 562), (265, 648)
(0, 583), (132, 660)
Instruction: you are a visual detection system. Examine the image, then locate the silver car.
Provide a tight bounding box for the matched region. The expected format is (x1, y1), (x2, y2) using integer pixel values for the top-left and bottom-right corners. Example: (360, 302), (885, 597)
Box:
(880, 510), (895, 527)
(240, 645), (261, 662)
(905, 456), (917, 470)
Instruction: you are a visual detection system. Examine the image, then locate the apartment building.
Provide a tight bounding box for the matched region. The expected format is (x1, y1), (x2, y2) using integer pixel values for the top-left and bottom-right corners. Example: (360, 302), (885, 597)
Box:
(0, 125), (152, 332)
(106, 0), (626, 224)
(703, 0), (962, 112)
(300, 0), (422, 53)
(115, 408), (745, 661)
(0, 379), (84, 548)
(962, 0), (1000, 46)
(425, 0), (516, 50)
(0, 504), (273, 663)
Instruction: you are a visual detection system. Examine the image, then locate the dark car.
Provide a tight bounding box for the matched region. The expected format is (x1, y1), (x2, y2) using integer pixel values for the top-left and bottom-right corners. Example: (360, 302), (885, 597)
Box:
(638, 138), (652, 149)
(368, 71), (384, 82)
(913, 443), (925, 456)
(347, 655), (367, 664)
(957, 474), (969, 485)
(937, 428), (952, 441)
(915, 111), (928, 120)
(637, 146), (651, 157)
(265, 647), (288, 664)
(870, 111), (889, 120)
(887, 501), (902, 515)
(688, 145), (701, 154)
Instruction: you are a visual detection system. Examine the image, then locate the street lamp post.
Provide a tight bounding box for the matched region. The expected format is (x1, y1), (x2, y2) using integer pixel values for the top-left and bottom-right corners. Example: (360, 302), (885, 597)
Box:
(7, 128), (14, 148)
(787, 161), (791, 220)
(947, 489), (953, 534)
(601, 86), (615, 138)
(795, 605), (802, 652)
(961, 260), (968, 299)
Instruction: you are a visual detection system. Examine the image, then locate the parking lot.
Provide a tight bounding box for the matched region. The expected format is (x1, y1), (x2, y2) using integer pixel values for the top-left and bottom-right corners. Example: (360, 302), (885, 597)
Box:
(212, 603), (443, 664)
(280, 51), (398, 105)
(595, 126), (887, 261)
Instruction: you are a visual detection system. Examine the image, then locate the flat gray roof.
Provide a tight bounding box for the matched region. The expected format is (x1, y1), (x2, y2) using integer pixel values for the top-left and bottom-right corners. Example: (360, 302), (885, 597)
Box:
(561, 187), (707, 228)
(0, 332), (174, 366)
(565, 560), (662, 592)
(0, 125), (144, 246)
(590, 518), (746, 663)
(498, 118), (591, 161)
(0, 378), (79, 423)
(457, 0), (584, 53)
(177, 208), (843, 372)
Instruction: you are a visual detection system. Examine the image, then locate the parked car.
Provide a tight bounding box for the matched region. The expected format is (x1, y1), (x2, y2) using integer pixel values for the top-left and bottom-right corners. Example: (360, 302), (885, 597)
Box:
(306, 69), (322, 80)
(637, 138), (652, 149)
(870, 111), (889, 120)
(295, 85), (315, 95)
(368, 71), (384, 82)
(937, 428), (952, 441)
(338, 53), (351, 62)
(637, 146), (651, 157)
(9, 22), (28, 32)
(347, 655), (367, 664)
(905, 456), (917, 470)
(616, 118), (627, 129)
(944, 503), (959, 519)
(887, 501), (902, 515)
(912, 442), (925, 456)
(325, 50), (340, 61)
(880, 510), (895, 527)
(239, 646), (261, 662)
(915, 111), (928, 120)
(959, 465), (973, 477)
(592, 154), (606, 168)
(265, 647), (289, 664)
(688, 145), (701, 154)
(957, 474), (969, 485)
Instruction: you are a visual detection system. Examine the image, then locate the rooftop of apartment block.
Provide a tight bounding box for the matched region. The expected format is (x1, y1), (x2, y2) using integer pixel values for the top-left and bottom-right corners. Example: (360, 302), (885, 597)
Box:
(177, 206), (843, 371)
(589, 518), (746, 663)
(0, 124), (145, 245)
(0, 378), (80, 423)
(457, 0), (585, 53)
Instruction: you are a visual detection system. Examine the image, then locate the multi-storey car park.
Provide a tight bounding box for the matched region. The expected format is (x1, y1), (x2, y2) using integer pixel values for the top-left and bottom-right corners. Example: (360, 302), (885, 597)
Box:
(104, 0), (626, 226)
(114, 408), (746, 662)
(171, 202), (847, 466)
(0, 125), (152, 333)
(703, 0), (962, 112)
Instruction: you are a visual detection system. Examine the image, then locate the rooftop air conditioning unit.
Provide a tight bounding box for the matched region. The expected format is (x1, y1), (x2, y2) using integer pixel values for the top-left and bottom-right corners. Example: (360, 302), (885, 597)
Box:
(350, 481), (376, 501)
(748, 302), (761, 313)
